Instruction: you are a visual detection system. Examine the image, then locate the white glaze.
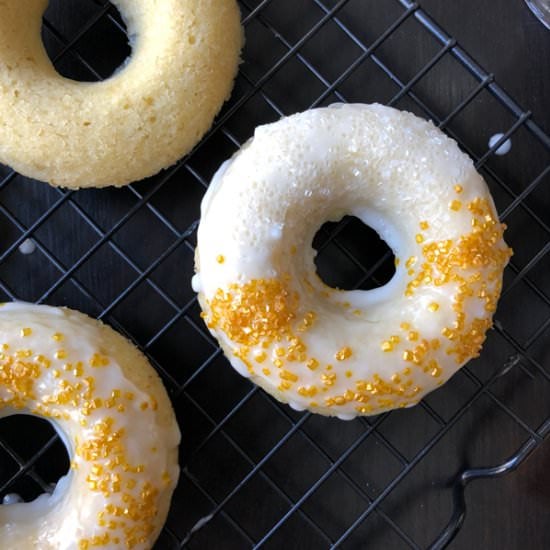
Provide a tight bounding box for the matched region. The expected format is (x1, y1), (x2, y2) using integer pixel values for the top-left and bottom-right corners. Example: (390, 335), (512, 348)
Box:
(488, 133), (512, 156)
(2, 494), (23, 505)
(191, 273), (202, 294)
(18, 239), (36, 255)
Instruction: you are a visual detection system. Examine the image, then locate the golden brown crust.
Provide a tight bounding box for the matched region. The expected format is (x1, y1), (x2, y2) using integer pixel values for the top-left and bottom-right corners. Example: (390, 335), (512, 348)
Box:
(0, 0), (243, 188)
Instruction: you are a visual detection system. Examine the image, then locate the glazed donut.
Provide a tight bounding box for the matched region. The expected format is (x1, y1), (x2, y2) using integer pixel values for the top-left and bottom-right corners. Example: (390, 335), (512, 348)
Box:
(0, 0), (243, 188)
(0, 303), (180, 549)
(194, 103), (512, 419)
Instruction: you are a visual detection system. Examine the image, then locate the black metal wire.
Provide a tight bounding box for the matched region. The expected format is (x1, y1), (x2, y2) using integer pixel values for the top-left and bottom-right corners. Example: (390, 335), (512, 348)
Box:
(0, 0), (548, 548)
(429, 416), (550, 550)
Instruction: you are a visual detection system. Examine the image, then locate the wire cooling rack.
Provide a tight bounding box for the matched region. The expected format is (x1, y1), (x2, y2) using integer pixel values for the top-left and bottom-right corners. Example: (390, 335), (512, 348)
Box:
(1, 0), (549, 548)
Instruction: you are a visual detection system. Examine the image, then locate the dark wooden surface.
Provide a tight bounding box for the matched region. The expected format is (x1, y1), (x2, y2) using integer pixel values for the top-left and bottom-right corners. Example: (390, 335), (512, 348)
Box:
(0, 1), (548, 549)
(422, 0), (549, 135)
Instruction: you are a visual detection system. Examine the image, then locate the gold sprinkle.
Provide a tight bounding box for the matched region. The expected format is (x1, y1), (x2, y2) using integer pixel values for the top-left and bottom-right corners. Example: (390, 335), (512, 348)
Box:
(55, 350), (67, 360)
(449, 199), (462, 211)
(216, 255), (225, 264)
(205, 278), (299, 347)
(262, 367), (271, 376)
(335, 347), (352, 361)
(400, 322), (411, 330)
(89, 353), (109, 368)
(52, 332), (64, 342)
(428, 302), (440, 312)
(280, 370), (298, 382)
(297, 385), (318, 397)
(306, 358), (319, 370)
(20, 328), (32, 337)
(454, 184), (464, 194)
(405, 256), (417, 269)
(419, 221), (429, 230)
(381, 341), (393, 352)
(415, 234), (424, 244)
(321, 373), (336, 386)
(345, 370), (353, 378)
(301, 311), (317, 329)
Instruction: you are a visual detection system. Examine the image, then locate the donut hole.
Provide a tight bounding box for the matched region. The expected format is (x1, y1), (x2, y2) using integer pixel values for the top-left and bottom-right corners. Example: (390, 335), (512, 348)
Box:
(313, 216), (396, 291)
(41, 0), (131, 82)
(0, 415), (70, 503)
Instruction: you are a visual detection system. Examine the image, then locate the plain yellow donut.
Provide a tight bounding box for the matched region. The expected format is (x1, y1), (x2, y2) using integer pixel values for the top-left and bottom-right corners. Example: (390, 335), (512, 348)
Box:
(0, 0), (243, 188)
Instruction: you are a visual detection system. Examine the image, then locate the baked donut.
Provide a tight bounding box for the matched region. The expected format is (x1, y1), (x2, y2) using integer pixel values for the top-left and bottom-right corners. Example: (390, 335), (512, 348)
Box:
(194, 103), (512, 419)
(0, 303), (180, 549)
(0, 0), (243, 188)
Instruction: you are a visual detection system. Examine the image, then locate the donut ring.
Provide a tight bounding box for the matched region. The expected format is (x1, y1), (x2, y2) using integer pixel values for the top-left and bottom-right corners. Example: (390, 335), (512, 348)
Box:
(0, 0), (243, 188)
(0, 303), (180, 549)
(194, 104), (512, 420)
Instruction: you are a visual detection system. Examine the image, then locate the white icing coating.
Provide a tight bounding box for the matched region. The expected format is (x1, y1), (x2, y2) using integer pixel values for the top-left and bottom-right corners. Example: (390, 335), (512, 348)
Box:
(336, 413), (356, 421)
(18, 239), (36, 255)
(2, 494), (23, 505)
(288, 401), (306, 412)
(195, 104), (511, 419)
(230, 356), (252, 379)
(0, 302), (180, 550)
(488, 133), (512, 156)
(191, 273), (202, 294)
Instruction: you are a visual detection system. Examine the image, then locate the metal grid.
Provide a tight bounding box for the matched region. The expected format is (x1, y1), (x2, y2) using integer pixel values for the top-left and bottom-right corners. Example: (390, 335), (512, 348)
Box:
(0, 0), (549, 548)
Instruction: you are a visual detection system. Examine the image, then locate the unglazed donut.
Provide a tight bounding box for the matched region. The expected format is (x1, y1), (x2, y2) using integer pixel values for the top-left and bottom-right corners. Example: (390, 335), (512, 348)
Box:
(194, 104), (512, 420)
(0, 0), (242, 188)
(0, 303), (180, 549)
